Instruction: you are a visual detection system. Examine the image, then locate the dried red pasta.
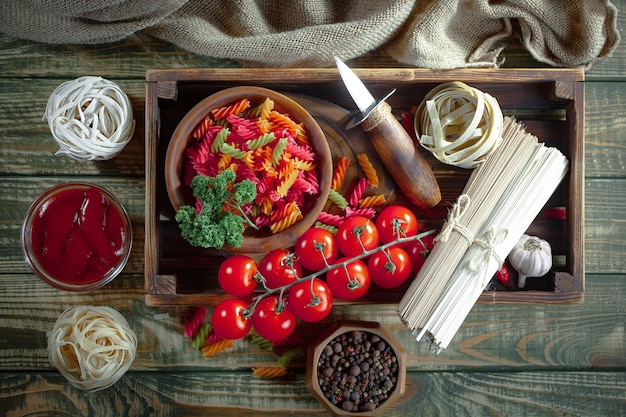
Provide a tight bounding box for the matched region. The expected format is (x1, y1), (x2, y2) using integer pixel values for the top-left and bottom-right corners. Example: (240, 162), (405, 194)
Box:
(349, 177), (369, 208)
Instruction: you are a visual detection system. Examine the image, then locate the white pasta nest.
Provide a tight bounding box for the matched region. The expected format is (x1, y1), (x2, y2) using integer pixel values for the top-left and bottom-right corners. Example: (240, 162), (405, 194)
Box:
(47, 306), (137, 392)
(44, 76), (135, 161)
(415, 81), (503, 169)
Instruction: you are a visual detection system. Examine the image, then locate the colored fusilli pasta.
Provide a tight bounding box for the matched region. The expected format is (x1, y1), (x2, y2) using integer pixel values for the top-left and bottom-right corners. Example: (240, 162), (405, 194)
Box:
(356, 153), (380, 187)
(183, 95), (320, 235)
(358, 194), (387, 208)
(252, 366), (287, 378)
(201, 339), (234, 357)
(331, 156), (350, 190)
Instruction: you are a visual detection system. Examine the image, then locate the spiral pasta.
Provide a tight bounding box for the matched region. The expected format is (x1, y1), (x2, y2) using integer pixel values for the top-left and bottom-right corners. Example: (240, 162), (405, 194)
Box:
(192, 115), (214, 139)
(349, 178), (369, 208)
(356, 153), (379, 187)
(191, 322), (212, 350)
(252, 366), (287, 378)
(328, 189), (349, 210)
(331, 157), (350, 190)
(270, 207), (302, 233)
(183, 95), (319, 235)
(316, 211), (345, 227)
(184, 306), (207, 338)
(47, 306), (137, 392)
(201, 339), (234, 357)
(358, 194), (387, 208)
(211, 98), (250, 120)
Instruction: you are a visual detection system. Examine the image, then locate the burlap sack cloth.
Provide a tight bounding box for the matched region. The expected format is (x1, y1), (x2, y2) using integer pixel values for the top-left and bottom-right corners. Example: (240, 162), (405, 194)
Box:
(0, 0), (620, 69)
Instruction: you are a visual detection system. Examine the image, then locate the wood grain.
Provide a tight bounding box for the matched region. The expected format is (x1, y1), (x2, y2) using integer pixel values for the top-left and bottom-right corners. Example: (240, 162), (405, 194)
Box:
(0, 371), (623, 417)
(0, 273), (623, 372)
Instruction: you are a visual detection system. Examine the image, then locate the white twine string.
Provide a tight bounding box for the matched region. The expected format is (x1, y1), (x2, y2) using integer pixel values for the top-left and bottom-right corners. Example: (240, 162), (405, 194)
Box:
(43, 76), (135, 161)
(436, 194), (473, 243)
(466, 226), (509, 273)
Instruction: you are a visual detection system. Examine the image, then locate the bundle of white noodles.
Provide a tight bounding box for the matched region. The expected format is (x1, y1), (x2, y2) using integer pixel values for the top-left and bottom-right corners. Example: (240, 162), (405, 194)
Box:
(44, 76), (135, 161)
(47, 306), (137, 392)
(398, 117), (569, 352)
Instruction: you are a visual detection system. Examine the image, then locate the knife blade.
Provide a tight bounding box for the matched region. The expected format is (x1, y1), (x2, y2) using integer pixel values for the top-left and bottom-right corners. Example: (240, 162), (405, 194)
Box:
(334, 57), (441, 209)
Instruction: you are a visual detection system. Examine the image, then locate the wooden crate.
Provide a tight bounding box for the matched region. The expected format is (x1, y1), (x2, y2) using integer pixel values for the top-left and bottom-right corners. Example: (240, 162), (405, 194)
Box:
(144, 68), (584, 306)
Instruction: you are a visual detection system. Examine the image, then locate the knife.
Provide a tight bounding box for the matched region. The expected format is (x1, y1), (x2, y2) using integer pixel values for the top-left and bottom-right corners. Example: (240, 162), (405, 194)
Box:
(334, 57), (441, 209)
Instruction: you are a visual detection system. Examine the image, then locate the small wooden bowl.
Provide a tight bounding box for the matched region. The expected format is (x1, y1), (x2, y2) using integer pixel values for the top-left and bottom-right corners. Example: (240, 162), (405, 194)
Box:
(165, 86), (332, 253)
(306, 321), (407, 416)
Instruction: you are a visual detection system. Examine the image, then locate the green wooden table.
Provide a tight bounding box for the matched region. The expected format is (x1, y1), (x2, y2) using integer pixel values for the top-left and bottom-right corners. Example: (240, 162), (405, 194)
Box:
(0, 5), (624, 415)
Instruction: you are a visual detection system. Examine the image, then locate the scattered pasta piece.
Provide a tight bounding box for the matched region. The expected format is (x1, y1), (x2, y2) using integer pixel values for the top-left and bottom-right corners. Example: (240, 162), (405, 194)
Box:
(331, 157), (350, 190)
(191, 322), (212, 350)
(356, 153), (379, 187)
(358, 194), (387, 208)
(349, 178), (369, 208)
(328, 189), (349, 210)
(252, 366), (287, 378)
(183, 306), (207, 338)
(201, 339), (234, 357)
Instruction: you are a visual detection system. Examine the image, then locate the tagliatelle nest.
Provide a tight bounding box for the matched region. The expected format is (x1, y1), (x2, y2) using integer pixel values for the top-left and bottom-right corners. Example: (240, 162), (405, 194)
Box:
(47, 306), (137, 392)
(415, 81), (503, 169)
(44, 76), (135, 161)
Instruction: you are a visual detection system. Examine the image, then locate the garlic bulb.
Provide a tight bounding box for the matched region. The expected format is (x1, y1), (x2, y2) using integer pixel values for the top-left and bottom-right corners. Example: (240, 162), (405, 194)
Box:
(508, 234), (552, 288)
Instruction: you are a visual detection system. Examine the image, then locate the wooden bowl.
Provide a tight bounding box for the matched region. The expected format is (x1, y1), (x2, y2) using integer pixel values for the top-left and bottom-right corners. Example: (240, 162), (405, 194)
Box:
(306, 321), (407, 416)
(165, 86), (332, 253)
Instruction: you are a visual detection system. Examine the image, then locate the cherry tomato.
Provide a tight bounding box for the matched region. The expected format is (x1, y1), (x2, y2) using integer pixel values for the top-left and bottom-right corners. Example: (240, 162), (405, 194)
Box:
(218, 255), (258, 297)
(259, 249), (302, 289)
(375, 205), (418, 246)
(252, 295), (296, 342)
(295, 227), (338, 271)
(211, 298), (252, 340)
(287, 278), (333, 322)
(336, 216), (379, 257)
(406, 234), (435, 275)
(368, 247), (412, 289)
(326, 257), (370, 300)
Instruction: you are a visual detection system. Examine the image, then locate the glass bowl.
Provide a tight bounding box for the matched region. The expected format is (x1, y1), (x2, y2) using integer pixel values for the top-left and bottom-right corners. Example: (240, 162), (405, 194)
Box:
(21, 182), (132, 291)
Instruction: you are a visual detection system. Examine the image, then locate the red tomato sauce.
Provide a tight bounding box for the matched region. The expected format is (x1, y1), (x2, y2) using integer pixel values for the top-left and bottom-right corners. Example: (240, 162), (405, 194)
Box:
(30, 187), (128, 284)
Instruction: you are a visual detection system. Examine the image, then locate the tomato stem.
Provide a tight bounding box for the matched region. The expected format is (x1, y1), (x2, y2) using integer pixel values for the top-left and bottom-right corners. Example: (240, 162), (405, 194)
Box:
(247, 228), (437, 315)
(383, 248), (397, 274)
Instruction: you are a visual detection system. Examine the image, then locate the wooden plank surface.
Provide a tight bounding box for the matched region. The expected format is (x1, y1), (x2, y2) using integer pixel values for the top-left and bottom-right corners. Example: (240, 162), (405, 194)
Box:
(0, 273), (623, 372)
(0, 0), (625, 414)
(1, 371), (624, 417)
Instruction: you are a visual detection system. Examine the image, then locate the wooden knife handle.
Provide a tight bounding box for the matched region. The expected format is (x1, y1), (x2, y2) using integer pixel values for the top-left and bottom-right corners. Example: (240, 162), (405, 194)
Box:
(362, 101), (441, 209)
